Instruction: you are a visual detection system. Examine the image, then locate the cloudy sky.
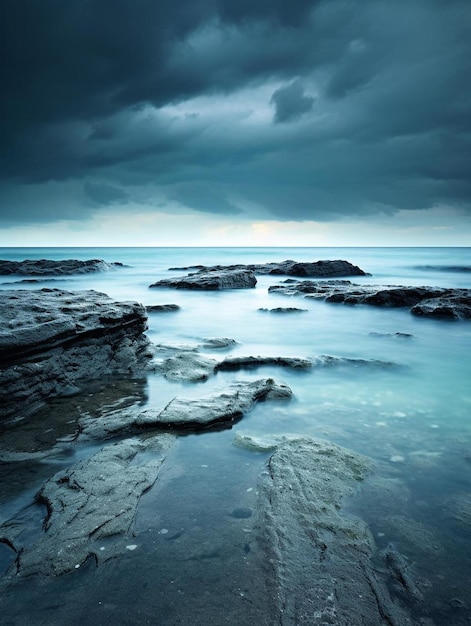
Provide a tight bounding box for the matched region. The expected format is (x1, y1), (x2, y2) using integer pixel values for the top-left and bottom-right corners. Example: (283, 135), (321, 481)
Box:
(1, 0), (470, 246)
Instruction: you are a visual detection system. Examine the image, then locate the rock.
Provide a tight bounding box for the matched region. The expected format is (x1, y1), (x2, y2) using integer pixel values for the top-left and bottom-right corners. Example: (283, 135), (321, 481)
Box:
(153, 351), (218, 382)
(168, 259), (368, 278)
(411, 295), (471, 319)
(258, 307), (308, 313)
(80, 379), (292, 437)
(269, 280), (471, 319)
(2, 435), (175, 578)
(149, 268), (257, 290)
(198, 337), (238, 350)
(216, 355), (312, 371)
(0, 259), (124, 275)
(146, 304), (180, 312)
(254, 436), (414, 625)
(0, 289), (151, 419)
(311, 355), (399, 369)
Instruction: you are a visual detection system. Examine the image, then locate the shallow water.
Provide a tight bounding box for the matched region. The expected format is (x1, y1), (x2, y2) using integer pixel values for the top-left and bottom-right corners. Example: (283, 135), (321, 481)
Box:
(0, 246), (470, 624)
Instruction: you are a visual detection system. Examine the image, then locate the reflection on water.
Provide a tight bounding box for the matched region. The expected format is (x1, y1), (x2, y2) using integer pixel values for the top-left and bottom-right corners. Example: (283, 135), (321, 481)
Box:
(0, 247), (470, 624)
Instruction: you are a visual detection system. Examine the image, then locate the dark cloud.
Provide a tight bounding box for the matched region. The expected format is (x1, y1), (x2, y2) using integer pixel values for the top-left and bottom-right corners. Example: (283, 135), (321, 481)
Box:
(271, 80), (315, 123)
(83, 181), (129, 206)
(1, 0), (470, 226)
(169, 183), (243, 216)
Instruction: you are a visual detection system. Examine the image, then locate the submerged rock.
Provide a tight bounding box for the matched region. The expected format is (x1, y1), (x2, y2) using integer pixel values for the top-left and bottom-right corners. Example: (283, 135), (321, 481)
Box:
(146, 304), (180, 312)
(80, 379), (292, 437)
(258, 307), (308, 313)
(0, 289), (151, 419)
(254, 436), (415, 625)
(269, 280), (471, 319)
(2, 435), (175, 578)
(0, 259), (123, 276)
(216, 355), (312, 371)
(149, 268), (257, 290)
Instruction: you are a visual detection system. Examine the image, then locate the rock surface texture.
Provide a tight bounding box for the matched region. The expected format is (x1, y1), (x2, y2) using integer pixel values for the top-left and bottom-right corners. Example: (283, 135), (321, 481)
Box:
(0, 289), (151, 419)
(269, 280), (471, 319)
(2, 435), (175, 578)
(255, 437), (415, 625)
(0, 259), (123, 275)
(150, 268), (257, 290)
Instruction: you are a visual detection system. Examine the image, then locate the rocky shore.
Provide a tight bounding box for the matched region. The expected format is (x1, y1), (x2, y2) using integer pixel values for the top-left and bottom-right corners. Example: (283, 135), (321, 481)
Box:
(1, 257), (468, 624)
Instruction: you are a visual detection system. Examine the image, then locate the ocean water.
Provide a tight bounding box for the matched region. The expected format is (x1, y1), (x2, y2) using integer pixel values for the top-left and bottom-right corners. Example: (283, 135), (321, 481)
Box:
(0, 246), (470, 624)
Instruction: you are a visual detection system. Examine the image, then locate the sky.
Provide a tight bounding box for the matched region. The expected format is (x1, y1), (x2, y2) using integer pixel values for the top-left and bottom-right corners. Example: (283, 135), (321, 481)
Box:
(1, 0), (470, 247)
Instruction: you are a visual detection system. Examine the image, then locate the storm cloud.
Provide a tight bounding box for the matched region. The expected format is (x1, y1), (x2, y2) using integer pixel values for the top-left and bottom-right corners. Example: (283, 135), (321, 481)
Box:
(1, 0), (470, 231)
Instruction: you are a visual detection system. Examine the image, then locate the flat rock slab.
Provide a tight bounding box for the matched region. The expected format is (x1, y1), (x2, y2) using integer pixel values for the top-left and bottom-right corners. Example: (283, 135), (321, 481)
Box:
(252, 436), (415, 625)
(0, 289), (151, 419)
(0, 259), (123, 275)
(2, 435), (175, 578)
(216, 355), (313, 371)
(150, 268), (257, 290)
(169, 259), (368, 278)
(269, 280), (471, 319)
(80, 379), (293, 437)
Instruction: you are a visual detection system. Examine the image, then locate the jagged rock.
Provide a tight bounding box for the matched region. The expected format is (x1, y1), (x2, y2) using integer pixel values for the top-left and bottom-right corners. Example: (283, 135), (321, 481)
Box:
(216, 355), (312, 371)
(411, 295), (471, 319)
(2, 435), (175, 578)
(149, 268), (257, 290)
(146, 304), (180, 312)
(169, 259), (368, 278)
(80, 379), (292, 437)
(0, 289), (151, 419)
(269, 280), (471, 319)
(0, 259), (124, 275)
(253, 436), (414, 625)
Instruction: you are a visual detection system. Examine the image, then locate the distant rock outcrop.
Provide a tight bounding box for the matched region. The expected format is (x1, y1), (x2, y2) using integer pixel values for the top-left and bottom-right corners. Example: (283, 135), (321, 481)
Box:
(150, 268), (257, 290)
(0, 289), (151, 419)
(269, 280), (471, 319)
(0, 259), (124, 275)
(168, 259), (368, 278)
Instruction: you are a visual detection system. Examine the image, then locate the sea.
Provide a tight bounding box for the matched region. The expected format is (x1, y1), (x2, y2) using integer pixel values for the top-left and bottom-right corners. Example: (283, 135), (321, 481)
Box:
(0, 246), (470, 625)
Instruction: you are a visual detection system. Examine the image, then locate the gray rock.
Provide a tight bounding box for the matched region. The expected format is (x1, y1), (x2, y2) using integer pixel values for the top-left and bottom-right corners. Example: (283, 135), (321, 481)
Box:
(254, 436), (414, 625)
(153, 351), (218, 382)
(0, 259), (124, 276)
(169, 259), (368, 278)
(258, 307), (308, 313)
(80, 379), (292, 437)
(150, 268), (257, 290)
(2, 435), (175, 578)
(269, 280), (471, 319)
(0, 289), (151, 419)
(411, 295), (471, 319)
(216, 355), (312, 371)
(198, 337), (238, 349)
(146, 304), (180, 312)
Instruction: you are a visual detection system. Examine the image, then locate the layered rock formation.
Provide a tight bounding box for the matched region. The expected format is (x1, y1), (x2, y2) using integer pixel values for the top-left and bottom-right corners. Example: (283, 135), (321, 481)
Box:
(269, 280), (471, 319)
(150, 268), (257, 290)
(0, 259), (123, 275)
(0, 289), (151, 419)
